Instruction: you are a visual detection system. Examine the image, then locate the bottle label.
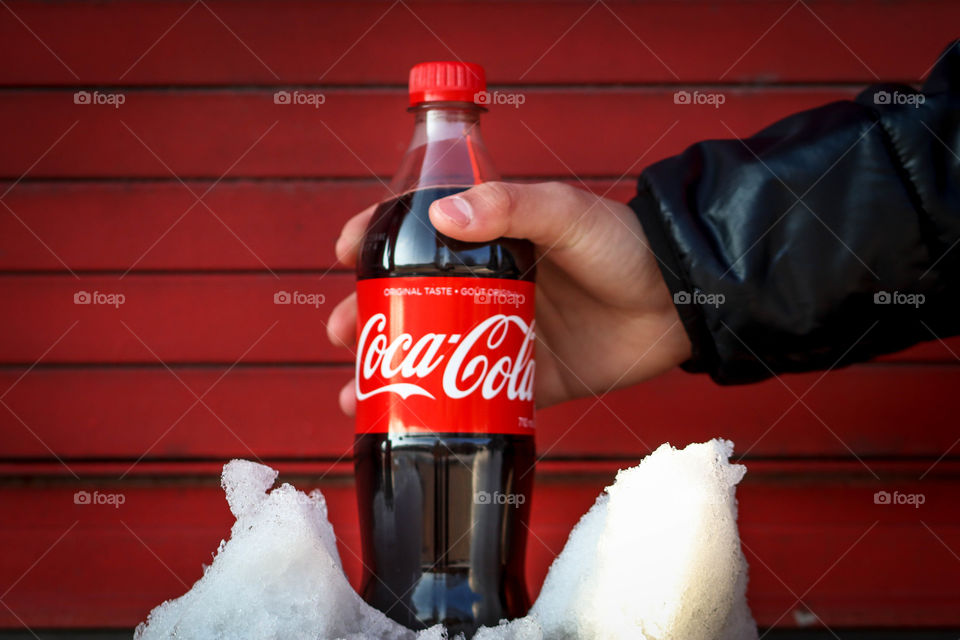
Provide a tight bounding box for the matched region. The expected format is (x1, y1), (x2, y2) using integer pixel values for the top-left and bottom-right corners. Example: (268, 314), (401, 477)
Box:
(355, 276), (536, 435)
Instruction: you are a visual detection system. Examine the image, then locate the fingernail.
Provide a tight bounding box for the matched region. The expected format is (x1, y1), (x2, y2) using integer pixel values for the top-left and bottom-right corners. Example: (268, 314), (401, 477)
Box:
(434, 196), (473, 227)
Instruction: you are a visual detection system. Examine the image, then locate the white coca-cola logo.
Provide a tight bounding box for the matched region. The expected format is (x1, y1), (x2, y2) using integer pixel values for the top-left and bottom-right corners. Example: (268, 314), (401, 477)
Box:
(355, 313), (535, 402)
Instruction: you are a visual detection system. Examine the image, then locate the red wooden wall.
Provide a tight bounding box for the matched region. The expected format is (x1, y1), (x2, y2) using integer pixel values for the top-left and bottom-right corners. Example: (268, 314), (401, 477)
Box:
(1, 0), (959, 632)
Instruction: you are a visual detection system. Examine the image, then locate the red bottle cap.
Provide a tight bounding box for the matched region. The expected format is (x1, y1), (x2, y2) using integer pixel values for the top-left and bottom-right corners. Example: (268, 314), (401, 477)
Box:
(409, 61), (486, 106)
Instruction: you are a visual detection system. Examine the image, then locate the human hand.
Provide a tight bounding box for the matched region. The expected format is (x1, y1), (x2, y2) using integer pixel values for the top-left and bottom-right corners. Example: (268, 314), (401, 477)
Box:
(327, 182), (691, 415)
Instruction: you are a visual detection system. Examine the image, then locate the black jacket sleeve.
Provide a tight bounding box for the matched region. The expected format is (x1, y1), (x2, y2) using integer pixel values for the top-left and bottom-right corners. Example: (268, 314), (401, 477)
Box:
(630, 41), (960, 385)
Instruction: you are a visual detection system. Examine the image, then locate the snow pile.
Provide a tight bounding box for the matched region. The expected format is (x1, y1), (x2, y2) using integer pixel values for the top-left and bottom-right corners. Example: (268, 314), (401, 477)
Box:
(135, 440), (756, 640)
(531, 439), (757, 640)
(134, 460), (425, 640)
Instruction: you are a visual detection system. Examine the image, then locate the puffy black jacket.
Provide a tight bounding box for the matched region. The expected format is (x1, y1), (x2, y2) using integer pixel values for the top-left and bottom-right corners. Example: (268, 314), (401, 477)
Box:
(630, 41), (960, 385)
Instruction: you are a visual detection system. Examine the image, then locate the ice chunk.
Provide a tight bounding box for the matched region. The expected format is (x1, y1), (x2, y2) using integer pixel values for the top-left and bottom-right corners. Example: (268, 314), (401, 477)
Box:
(135, 460), (417, 640)
(220, 458), (277, 520)
(472, 616), (544, 640)
(409, 627), (454, 640)
(530, 439), (757, 640)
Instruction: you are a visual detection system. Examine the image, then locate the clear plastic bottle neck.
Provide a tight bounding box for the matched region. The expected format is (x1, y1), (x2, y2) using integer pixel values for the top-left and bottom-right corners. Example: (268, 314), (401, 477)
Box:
(388, 103), (498, 195)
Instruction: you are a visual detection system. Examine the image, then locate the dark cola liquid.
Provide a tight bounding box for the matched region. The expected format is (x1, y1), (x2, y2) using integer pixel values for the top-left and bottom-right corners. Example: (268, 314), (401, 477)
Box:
(356, 186), (535, 636)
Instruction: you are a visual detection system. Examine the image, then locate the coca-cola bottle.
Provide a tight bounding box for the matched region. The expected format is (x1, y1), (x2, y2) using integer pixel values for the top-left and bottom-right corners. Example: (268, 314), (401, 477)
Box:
(353, 61), (536, 637)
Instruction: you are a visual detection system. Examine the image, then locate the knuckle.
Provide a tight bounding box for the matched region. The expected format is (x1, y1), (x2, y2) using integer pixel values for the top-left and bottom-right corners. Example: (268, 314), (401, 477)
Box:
(471, 181), (517, 216)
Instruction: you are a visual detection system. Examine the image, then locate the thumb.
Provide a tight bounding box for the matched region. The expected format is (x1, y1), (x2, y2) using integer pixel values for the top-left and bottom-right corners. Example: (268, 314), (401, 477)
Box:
(428, 181), (599, 248)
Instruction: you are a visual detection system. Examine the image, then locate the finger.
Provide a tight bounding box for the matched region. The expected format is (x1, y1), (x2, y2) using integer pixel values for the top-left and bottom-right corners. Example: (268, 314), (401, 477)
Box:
(326, 292), (357, 348)
(339, 378), (357, 417)
(335, 205), (377, 267)
(428, 181), (601, 249)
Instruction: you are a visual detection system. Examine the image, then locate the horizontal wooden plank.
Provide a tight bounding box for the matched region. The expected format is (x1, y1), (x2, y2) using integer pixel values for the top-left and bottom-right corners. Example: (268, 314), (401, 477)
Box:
(1, 365), (958, 460)
(0, 89), (855, 178)
(0, 460), (957, 627)
(0, 1), (954, 85)
(1, 274), (957, 364)
(0, 274), (353, 363)
(0, 179), (636, 272)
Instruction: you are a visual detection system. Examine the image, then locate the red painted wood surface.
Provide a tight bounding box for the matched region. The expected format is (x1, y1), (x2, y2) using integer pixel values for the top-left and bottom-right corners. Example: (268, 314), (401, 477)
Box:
(0, 180), (634, 271)
(2, 0), (958, 632)
(2, 274), (958, 364)
(1, 365), (958, 460)
(0, 89), (857, 178)
(0, 1), (955, 85)
(0, 461), (957, 628)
